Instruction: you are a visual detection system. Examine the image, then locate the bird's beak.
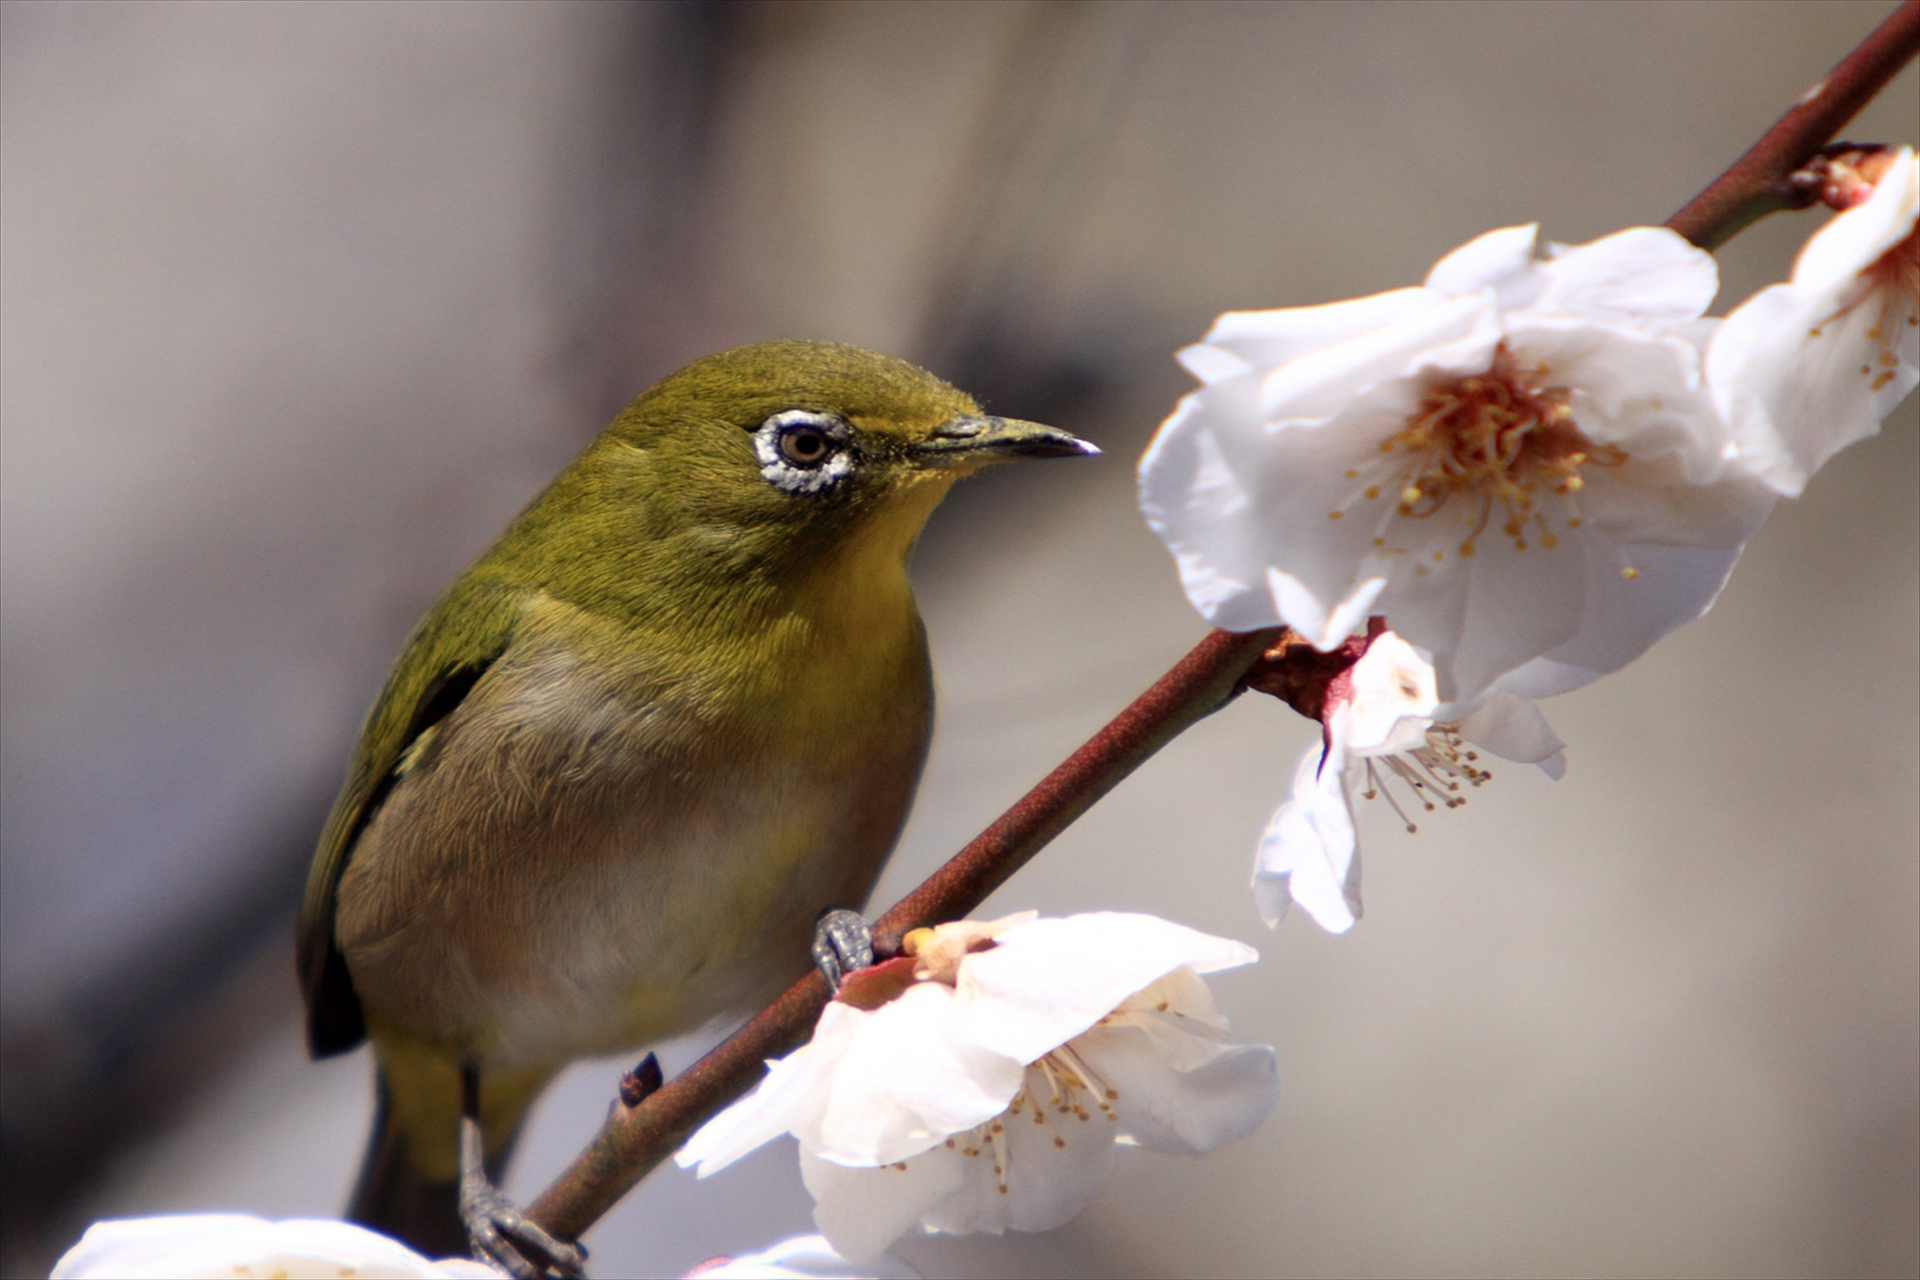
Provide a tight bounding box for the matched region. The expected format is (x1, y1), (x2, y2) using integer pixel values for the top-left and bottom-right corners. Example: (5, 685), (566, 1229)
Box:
(908, 415), (1100, 467)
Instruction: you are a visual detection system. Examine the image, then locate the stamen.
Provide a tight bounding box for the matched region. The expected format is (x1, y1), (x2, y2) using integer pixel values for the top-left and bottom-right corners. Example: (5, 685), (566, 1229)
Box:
(1347, 344), (1625, 555)
(1359, 725), (1496, 833)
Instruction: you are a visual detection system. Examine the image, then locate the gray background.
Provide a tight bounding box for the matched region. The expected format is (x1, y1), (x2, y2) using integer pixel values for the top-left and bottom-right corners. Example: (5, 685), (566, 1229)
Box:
(3, 2), (1915, 1276)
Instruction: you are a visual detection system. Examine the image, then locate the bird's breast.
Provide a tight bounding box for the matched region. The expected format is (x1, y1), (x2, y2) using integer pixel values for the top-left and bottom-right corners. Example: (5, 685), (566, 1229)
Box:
(333, 584), (932, 1068)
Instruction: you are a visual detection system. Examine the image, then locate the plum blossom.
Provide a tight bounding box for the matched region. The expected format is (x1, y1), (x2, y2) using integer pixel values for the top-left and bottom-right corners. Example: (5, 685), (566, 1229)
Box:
(678, 912), (1278, 1262)
(51, 1214), (504, 1279)
(1254, 630), (1565, 934)
(1709, 146), (1919, 496)
(1140, 223), (1776, 704)
(686, 1234), (918, 1279)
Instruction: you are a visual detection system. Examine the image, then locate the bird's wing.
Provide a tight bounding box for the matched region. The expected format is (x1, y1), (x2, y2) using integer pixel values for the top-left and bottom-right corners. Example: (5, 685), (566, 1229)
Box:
(298, 577), (525, 1057)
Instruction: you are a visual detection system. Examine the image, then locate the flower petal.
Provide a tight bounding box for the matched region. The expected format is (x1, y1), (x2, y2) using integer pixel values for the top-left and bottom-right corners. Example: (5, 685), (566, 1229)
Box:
(688, 1234), (920, 1279)
(1423, 224), (1543, 305)
(1711, 280), (1917, 496)
(1252, 742), (1360, 933)
(950, 914), (1257, 1066)
(1453, 692), (1567, 780)
(1342, 631), (1439, 752)
(1261, 293), (1490, 422)
(1794, 148), (1918, 295)
(811, 985), (1025, 1166)
(1266, 567), (1386, 651)
(51, 1215), (493, 1279)
(803, 1148), (964, 1263)
(918, 1073), (1120, 1238)
(1072, 1024), (1280, 1156)
(680, 1022), (845, 1178)
(1537, 227), (1717, 323)
(1200, 287), (1436, 371)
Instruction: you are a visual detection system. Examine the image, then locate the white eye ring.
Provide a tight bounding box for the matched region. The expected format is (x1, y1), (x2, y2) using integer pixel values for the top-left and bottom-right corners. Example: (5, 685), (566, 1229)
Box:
(753, 410), (855, 496)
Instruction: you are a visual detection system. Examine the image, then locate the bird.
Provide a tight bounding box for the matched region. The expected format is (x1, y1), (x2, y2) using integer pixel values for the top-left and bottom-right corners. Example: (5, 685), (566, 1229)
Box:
(296, 340), (1096, 1274)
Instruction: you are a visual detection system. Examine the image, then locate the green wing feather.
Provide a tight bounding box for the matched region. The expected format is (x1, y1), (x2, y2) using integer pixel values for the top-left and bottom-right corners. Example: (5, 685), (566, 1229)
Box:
(298, 576), (525, 1057)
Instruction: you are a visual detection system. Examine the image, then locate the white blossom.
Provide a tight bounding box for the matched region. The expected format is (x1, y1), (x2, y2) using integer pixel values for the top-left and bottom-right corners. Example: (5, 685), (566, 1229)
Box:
(685, 1233), (918, 1279)
(1709, 146), (1919, 496)
(51, 1214), (503, 1279)
(1140, 223), (1776, 704)
(1254, 631), (1566, 933)
(678, 913), (1279, 1262)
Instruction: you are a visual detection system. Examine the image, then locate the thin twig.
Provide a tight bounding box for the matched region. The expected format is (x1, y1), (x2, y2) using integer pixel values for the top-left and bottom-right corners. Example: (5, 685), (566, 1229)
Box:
(1665, 0), (1920, 248)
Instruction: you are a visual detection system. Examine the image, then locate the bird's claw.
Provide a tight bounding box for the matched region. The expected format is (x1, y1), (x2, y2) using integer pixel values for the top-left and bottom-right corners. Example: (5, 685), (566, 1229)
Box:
(459, 1114), (588, 1280)
(811, 907), (874, 992)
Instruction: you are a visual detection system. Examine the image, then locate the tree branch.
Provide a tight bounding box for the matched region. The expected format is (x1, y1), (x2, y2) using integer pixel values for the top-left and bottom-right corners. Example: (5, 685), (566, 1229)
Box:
(1665, 0), (1920, 248)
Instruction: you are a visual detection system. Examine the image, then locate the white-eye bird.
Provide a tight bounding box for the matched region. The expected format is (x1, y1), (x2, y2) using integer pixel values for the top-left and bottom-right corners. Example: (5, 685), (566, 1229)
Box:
(296, 341), (1095, 1274)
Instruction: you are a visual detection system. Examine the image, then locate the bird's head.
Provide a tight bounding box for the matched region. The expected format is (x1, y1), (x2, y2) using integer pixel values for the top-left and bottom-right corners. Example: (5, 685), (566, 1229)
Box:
(567, 341), (1098, 580)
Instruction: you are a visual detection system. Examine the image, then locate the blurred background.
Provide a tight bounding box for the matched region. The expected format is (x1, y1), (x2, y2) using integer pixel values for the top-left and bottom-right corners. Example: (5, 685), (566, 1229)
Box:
(2, 2), (1914, 1276)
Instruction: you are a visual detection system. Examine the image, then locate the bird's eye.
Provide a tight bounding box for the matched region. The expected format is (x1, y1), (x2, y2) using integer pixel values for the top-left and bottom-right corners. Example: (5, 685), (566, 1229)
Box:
(752, 410), (854, 496)
(778, 424), (832, 468)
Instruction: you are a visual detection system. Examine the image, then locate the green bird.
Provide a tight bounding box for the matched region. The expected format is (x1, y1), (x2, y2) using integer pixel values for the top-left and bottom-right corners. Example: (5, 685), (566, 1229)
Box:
(296, 341), (1095, 1274)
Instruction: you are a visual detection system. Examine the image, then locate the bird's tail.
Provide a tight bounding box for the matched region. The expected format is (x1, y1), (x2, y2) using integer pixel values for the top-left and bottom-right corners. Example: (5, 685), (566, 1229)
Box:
(347, 1044), (553, 1258)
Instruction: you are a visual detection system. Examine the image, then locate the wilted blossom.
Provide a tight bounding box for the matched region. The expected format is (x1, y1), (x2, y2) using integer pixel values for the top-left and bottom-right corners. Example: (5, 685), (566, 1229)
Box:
(1140, 223), (1776, 705)
(1709, 145), (1919, 496)
(1254, 629), (1565, 934)
(678, 912), (1278, 1261)
(51, 1214), (504, 1279)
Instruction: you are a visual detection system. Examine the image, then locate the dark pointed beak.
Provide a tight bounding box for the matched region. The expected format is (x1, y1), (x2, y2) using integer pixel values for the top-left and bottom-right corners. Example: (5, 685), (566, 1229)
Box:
(908, 415), (1100, 466)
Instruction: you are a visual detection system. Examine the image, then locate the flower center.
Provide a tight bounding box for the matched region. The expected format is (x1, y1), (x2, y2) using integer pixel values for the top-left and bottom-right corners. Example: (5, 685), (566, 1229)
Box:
(1359, 724), (1491, 833)
(1336, 346), (1627, 561)
(939, 1045), (1119, 1196)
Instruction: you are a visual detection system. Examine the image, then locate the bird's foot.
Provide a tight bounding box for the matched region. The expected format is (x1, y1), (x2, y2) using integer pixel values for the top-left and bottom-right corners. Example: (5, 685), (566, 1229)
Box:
(459, 1114), (587, 1280)
(811, 907), (874, 992)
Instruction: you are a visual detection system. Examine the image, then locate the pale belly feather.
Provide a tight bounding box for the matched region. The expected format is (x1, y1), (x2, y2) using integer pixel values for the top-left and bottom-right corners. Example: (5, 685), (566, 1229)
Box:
(333, 607), (930, 1070)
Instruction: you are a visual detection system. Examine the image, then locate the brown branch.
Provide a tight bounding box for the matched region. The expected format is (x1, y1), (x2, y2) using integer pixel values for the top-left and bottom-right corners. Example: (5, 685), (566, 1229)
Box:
(524, 626), (1281, 1240)
(1665, 0), (1920, 248)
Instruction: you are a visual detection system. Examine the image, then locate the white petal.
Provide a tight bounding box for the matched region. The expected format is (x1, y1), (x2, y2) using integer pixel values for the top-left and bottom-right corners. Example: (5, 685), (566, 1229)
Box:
(1536, 227), (1718, 323)
(679, 1010), (853, 1177)
(1174, 549), (1256, 624)
(1175, 341), (1252, 385)
(1252, 743), (1360, 933)
(1711, 279), (1917, 496)
(1557, 459), (1772, 665)
(918, 1072), (1119, 1238)
(1139, 400), (1271, 629)
(1506, 317), (1728, 481)
(1377, 504), (1589, 705)
(950, 914), (1257, 1066)
(1261, 292), (1489, 422)
(1453, 692), (1567, 779)
(909, 913), (1036, 983)
(1424, 224), (1544, 305)
(50, 1215), (490, 1279)
(1342, 631), (1439, 752)
(1109, 968), (1232, 1046)
(811, 984), (1025, 1166)
(1072, 1024), (1280, 1155)
(1267, 567), (1387, 651)
(1201, 287), (1436, 370)
(1794, 148), (1918, 296)
(803, 1148), (962, 1263)
(691, 1234), (921, 1279)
